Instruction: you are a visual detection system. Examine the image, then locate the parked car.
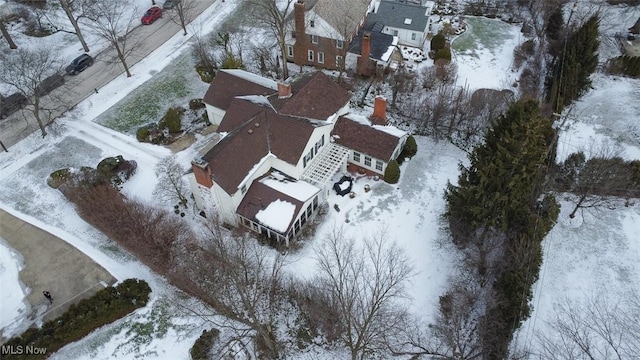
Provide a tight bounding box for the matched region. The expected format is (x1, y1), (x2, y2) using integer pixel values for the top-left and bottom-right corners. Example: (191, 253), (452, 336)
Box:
(162, 0), (174, 9)
(0, 92), (28, 120)
(36, 74), (65, 97)
(141, 7), (162, 25)
(65, 54), (94, 75)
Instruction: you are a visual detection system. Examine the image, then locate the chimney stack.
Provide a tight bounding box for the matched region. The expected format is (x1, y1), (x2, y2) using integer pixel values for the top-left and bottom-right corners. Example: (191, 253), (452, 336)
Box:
(293, 1), (307, 64)
(371, 96), (387, 125)
(191, 159), (213, 188)
(278, 82), (292, 98)
(357, 31), (373, 76)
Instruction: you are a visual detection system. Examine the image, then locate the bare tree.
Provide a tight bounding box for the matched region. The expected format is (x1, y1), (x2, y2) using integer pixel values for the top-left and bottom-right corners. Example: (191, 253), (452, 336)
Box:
(87, 0), (139, 77)
(1, 19), (18, 49)
(536, 291), (640, 359)
(314, 227), (414, 360)
(153, 155), (189, 208)
(244, 0), (295, 79)
(0, 48), (63, 137)
(166, 0), (197, 36)
(58, 0), (94, 52)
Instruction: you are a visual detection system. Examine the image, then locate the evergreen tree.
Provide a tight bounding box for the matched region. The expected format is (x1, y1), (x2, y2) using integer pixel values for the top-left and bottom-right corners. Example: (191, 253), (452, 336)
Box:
(547, 15), (600, 112)
(445, 100), (559, 358)
(384, 159), (400, 184)
(402, 135), (418, 158)
(430, 32), (446, 52)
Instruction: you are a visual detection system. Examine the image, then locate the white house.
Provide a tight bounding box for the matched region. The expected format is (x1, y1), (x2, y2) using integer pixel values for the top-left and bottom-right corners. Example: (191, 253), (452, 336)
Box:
(191, 70), (407, 246)
(368, 0), (434, 48)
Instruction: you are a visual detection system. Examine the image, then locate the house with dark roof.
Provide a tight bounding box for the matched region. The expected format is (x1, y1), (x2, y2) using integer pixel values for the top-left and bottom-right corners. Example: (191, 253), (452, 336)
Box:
(368, 0), (435, 48)
(191, 70), (408, 246)
(285, 0), (374, 71)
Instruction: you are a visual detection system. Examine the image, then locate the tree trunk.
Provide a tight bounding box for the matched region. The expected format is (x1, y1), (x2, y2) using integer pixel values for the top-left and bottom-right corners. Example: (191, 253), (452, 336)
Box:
(569, 195), (586, 218)
(1, 20), (18, 49)
(60, 0), (90, 52)
(279, 36), (288, 80)
(33, 98), (47, 138)
(115, 44), (132, 77)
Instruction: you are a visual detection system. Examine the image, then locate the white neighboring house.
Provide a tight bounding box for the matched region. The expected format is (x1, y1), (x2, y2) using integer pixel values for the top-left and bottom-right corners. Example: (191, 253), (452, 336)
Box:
(191, 70), (408, 246)
(368, 0), (435, 48)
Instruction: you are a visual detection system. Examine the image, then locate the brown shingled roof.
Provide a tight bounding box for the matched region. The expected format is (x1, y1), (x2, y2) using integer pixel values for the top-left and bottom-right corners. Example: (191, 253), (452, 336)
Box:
(201, 99), (320, 194)
(236, 177), (304, 235)
(270, 72), (351, 120)
(203, 70), (277, 111)
(332, 116), (403, 161)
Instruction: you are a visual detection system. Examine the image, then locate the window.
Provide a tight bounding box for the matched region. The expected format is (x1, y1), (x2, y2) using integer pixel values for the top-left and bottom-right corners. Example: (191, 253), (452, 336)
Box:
(287, 45), (293, 57)
(336, 55), (343, 67)
(364, 156), (372, 167)
(336, 39), (344, 49)
(353, 152), (361, 162)
(392, 29), (398, 36)
(308, 50), (314, 62)
(310, 20), (315, 27)
(240, 184), (247, 194)
(318, 52), (324, 64)
(311, 34), (319, 44)
(313, 196), (318, 210)
(306, 205), (312, 218)
(411, 32), (416, 41)
(375, 160), (383, 171)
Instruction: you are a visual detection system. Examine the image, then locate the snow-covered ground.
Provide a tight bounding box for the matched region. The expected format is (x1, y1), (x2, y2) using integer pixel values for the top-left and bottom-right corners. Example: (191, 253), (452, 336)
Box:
(2, 1), (639, 358)
(0, 237), (28, 337)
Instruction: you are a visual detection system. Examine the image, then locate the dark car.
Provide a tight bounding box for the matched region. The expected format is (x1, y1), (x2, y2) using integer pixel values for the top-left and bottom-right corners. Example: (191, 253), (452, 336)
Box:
(65, 54), (94, 75)
(141, 7), (162, 25)
(36, 74), (65, 97)
(162, 0), (174, 9)
(0, 92), (28, 120)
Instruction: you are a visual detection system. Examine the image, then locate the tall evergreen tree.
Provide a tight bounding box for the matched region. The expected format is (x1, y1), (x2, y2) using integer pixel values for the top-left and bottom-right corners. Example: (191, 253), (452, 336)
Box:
(445, 100), (559, 358)
(547, 14), (600, 113)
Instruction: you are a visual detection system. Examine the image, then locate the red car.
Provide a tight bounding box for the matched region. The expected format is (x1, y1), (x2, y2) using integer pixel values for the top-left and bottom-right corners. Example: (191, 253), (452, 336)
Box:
(141, 7), (162, 25)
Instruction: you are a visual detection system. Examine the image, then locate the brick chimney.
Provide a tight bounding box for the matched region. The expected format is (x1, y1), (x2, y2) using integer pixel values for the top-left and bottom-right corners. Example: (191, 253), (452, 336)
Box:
(191, 159), (213, 188)
(293, 1), (307, 65)
(357, 31), (374, 76)
(278, 82), (292, 98)
(370, 96), (387, 125)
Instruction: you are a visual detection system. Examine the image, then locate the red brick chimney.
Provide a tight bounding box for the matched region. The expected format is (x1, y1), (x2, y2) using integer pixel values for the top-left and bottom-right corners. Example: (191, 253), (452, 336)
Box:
(371, 96), (387, 125)
(278, 82), (292, 98)
(357, 31), (374, 76)
(293, 1), (307, 65)
(191, 159), (213, 188)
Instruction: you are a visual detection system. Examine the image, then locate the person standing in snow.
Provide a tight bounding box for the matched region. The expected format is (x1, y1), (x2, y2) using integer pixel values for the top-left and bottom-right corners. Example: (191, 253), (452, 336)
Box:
(43, 291), (53, 304)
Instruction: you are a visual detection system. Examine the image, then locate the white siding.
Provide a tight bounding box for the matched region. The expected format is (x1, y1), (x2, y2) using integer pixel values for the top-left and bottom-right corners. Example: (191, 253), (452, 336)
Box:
(205, 104), (226, 126)
(383, 26), (426, 48)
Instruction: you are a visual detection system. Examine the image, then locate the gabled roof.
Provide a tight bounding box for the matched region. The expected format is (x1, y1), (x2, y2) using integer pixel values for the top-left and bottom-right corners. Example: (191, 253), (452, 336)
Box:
(348, 22), (399, 62)
(236, 177), (304, 235)
(369, 0), (431, 32)
(332, 114), (407, 161)
(289, 0), (371, 40)
(203, 69), (278, 110)
(269, 72), (351, 120)
(203, 99), (318, 194)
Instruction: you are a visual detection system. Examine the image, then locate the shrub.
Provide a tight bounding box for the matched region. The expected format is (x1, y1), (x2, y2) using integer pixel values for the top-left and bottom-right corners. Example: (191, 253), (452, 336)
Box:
(190, 328), (220, 360)
(434, 48), (452, 62)
(189, 98), (205, 110)
(384, 159), (401, 184)
(136, 126), (150, 142)
(402, 135), (418, 158)
(4, 279), (151, 360)
(195, 63), (214, 83)
(430, 32), (446, 52)
(159, 108), (182, 133)
(47, 168), (72, 189)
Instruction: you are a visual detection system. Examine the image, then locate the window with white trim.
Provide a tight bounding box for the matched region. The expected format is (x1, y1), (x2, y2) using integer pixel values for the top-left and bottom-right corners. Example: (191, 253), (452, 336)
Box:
(308, 50), (314, 61)
(336, 55), (343, 67)
(364, 156), (372, 167)
(287, 45), (293, 57)
(375, 160), (383, 171)
(411, 32), (416, 40)
(336, 39), (344, 49)
(318, 52), (324, 63)
(353, 152), (361, 162)
(311, 34), (319, 44)
(392, 29), (398, 36)
(240, 184), (247, 194)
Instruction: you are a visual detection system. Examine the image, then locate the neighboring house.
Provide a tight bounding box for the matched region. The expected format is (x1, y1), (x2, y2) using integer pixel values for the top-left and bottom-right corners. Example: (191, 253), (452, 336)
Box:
(368, 0), (435, 48)
(286, 0), (373, 71)
(191, 70), (408, 245)
(347, 24), (399, 76)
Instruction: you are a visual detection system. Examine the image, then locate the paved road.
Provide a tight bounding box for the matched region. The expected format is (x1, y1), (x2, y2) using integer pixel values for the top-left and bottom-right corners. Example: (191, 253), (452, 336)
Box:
(0, 209), (116, 331)
(0, 0), (223, 149)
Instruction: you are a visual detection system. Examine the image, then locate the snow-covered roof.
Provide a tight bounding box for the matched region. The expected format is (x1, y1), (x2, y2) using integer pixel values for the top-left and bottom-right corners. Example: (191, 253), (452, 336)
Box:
(373, 124), (408, 138)
(220, 69), (278, 90)
(260, 173), (320, 202)
(236, 95), (275, 111)
(255, 199), (297, 233)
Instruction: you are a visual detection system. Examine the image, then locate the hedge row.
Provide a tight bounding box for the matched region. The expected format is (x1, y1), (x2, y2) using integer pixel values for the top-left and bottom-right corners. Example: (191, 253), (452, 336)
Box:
(4, 279), (151, 360)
